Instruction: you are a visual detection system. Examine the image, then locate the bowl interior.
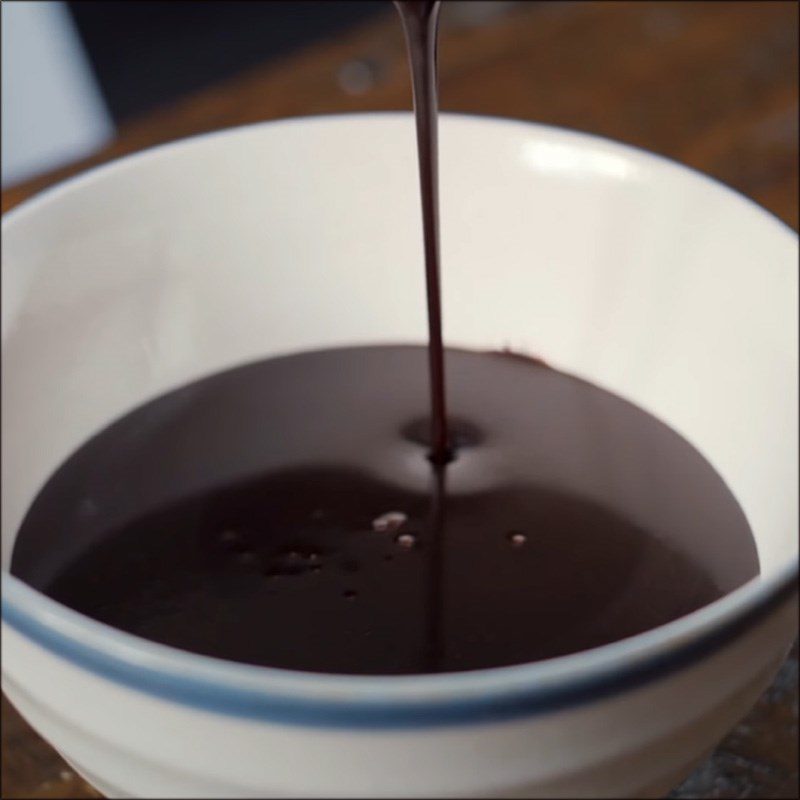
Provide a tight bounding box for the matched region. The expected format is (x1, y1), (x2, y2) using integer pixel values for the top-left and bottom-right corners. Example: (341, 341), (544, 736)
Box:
(2, 113), (797, 588)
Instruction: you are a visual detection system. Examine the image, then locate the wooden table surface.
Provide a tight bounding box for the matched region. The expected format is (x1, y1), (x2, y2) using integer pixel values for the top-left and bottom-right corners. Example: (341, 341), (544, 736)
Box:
(1, 2), (797, 798)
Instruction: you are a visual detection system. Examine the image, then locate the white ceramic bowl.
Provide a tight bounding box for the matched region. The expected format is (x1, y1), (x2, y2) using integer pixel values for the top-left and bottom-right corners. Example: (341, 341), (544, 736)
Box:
(2, 113), (797, 799)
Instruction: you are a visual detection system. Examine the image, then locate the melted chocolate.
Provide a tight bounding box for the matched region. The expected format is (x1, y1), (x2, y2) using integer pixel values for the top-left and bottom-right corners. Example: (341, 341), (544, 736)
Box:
(11, 346), (758, 674)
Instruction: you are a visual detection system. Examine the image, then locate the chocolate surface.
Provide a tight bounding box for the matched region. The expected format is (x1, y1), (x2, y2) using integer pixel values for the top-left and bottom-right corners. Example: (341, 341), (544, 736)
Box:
(12, 346), (758, 674)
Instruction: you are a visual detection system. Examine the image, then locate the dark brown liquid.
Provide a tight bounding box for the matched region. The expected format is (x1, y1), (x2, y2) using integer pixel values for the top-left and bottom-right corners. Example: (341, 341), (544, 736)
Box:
(396, 0), (449, 464)
(11, 346), (759, 674)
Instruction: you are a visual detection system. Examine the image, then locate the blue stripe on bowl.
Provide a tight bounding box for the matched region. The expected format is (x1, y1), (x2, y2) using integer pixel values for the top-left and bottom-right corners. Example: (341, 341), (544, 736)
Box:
(2, 574), (796, 729)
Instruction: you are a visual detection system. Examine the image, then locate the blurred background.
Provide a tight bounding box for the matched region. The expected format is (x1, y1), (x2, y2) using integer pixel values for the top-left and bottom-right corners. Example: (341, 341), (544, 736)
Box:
(1, 1), (798, 798)
(2, 0), (798, 230)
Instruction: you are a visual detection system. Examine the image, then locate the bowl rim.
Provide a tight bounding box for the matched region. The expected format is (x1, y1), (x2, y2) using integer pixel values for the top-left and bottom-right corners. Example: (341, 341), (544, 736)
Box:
(2, 112), (798, 730)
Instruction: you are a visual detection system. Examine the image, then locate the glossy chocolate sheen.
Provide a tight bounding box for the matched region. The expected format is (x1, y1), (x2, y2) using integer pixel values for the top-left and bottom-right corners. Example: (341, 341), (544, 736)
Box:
(12, 346), (759, 674)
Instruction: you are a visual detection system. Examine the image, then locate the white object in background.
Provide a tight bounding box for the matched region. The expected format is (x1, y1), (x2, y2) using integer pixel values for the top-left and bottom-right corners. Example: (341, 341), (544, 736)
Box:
(1, 1), (114, 188)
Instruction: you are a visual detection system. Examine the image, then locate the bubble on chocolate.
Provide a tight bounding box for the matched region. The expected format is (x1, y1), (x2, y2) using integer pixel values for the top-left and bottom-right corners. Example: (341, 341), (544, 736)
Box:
(372, 511), (408, 532)
(395, 532), (417, 549)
